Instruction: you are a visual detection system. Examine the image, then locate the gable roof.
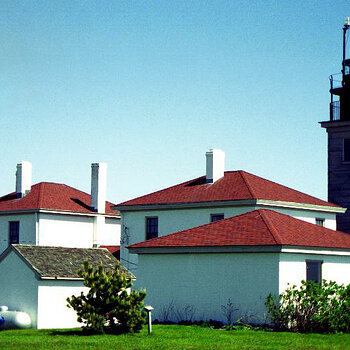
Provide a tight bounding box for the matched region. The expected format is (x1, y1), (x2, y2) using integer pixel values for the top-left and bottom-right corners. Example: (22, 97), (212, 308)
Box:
(5, 245), (130, 279)
(128, 209), (350, 250)
(117, 171), (340, 209)
(0, 182), (118, 215)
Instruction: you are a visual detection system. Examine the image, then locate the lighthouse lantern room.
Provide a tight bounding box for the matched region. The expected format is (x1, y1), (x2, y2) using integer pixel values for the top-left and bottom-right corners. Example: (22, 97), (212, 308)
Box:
(321, 17), (350, 233)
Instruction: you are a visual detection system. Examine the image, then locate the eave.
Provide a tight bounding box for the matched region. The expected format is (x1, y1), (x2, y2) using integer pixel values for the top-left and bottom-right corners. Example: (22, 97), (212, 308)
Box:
(40, 276), (84, 281)
(128, 244), (282, 254)
(320, 120), (350, 131)
(114, 199), (256, 212)
(0, 208), (120, 219)
(114, 198), (344, 214)
(128, 244), (350, 256)
(255, 199), (345, 213)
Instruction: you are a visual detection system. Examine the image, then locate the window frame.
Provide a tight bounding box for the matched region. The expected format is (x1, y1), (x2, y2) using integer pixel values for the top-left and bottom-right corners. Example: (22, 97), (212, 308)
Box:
(343, 138), (350, 162)
(210, 213), (224, 223)
(145, 216), (158, 240)
(306, 260), (323, 284)
(9, 221), (20, 245)
(315, 218), (325, 227)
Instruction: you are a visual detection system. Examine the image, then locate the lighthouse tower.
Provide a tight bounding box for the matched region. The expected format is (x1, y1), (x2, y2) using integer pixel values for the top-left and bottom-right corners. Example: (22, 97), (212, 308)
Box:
(321, 17), (350, 233)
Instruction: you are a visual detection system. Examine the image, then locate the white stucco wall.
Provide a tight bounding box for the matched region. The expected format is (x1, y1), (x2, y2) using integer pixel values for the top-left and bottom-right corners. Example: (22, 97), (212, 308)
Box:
(135, 250), (350, 324)
(0, 212), (120, 255)
(38, 213), (94, 248)
(37, 281), (89, 329)
(279, 252), (350, 293)
(135, 252), (279, 324)
(0, 250), (39, 327)
(0, 250), (91, 329)
(121, 205), (337, 274)
(0, 214), (37, 255)
(98, 218), (121, 246)
(34, 213), (120, 249)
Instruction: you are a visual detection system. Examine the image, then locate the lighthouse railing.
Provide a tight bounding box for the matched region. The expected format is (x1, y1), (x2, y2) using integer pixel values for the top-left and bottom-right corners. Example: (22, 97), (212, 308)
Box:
(330, 100), (340, 121)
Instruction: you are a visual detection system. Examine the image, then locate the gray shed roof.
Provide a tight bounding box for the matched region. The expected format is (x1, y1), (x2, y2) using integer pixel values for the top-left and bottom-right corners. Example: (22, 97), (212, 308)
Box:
(9, 245), (130, 279)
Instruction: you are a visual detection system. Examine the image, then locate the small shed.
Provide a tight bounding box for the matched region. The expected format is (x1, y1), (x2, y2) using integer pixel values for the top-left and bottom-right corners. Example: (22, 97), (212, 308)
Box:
(0, 245), (119, 329)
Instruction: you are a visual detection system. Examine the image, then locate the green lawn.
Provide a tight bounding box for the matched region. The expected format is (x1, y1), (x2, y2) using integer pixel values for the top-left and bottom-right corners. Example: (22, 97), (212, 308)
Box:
(0, 325), (349, 350)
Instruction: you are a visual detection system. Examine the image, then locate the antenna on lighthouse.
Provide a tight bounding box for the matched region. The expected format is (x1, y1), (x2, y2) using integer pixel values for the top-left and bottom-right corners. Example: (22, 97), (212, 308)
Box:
(342, 17), (350, 85)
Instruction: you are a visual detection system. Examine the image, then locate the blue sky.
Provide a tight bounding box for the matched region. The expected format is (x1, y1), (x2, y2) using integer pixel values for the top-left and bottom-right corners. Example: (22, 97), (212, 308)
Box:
(1, 1), (349, 203)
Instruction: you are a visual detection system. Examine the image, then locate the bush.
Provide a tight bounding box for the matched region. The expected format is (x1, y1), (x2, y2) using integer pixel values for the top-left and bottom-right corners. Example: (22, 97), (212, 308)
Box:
(266, 280), (350, 333)
(67, 260), (146, 334)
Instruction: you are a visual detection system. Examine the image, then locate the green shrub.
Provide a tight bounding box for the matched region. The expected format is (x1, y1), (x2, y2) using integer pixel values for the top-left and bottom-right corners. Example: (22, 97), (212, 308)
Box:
(266, 280), (350, 333)
(67, 260), (146, 334)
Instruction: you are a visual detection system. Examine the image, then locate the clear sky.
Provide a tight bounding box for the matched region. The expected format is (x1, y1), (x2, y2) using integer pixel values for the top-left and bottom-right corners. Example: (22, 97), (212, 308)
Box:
(1, 1), (349, 204)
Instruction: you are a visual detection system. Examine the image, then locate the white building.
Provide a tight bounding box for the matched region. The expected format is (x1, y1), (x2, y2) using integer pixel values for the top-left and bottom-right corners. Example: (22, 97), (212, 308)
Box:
(116, 149), (345, 275)
(0, 162), (120, 256)
(128, 209), (350, 324)
(113, 149), (350, 323)
(0, 245), (119, 329)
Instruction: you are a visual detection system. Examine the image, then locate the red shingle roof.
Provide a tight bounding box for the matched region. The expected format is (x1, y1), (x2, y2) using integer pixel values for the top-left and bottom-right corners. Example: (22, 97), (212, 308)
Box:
(0, 182), (118, 215)
(100, 245), (120, 259)
(118, 171), (339, 208)
(128, 209), (350, 250)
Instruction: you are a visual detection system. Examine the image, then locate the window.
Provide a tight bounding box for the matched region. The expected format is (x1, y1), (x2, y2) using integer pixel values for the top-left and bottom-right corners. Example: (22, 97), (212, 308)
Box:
(9, 221), (19, 244)
(345, 59), (350, 76)
(343, 139), (350, 162)
(306, 260), (323, 283)
(211, 214), (224, 222)
(146, 217), (158, 240)
(315, 218), (325, 227)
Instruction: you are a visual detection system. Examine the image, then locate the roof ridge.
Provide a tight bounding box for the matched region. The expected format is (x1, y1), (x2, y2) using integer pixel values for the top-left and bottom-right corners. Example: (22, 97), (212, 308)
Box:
(239, 171), (257, 199)
(258, 210), (283, 245)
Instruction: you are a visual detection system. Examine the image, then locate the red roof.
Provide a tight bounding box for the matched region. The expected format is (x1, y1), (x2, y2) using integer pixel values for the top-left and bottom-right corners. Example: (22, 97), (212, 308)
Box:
(100, 245), (120, 259)
(118, 171), (339, 208)
(0, 182), (118, 215)
(128, 209), (350, 250)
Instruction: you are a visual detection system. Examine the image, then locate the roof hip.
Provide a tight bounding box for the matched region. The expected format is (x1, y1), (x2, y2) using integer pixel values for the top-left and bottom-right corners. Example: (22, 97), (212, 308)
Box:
(259, 209), (283, 245)
(239, 171), (257, 199)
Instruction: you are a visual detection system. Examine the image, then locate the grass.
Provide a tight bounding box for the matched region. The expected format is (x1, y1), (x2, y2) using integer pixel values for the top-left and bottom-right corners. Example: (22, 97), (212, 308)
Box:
(0, 325), (349, 350)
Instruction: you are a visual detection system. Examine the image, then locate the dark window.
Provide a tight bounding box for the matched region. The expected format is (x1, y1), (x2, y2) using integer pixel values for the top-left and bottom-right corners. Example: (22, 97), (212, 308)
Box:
(9, 221), (19, 244)
(345, 59), (350, 76)
(315, 218), (325, 227)
(211, 214), (224, 222)
(344, 139), (350, 162)
(306, 260), (323, 283)
(146, 217), (158, 240)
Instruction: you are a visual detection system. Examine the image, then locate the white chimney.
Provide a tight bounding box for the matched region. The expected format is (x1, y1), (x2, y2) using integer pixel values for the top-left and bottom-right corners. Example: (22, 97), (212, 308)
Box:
(91, 163), (107, 213)
(16, 161), (32, 198)
(206, 149), (225, 183)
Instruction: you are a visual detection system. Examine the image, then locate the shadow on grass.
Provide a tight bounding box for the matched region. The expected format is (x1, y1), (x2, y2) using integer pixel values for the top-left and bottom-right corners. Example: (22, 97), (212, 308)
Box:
(50, 329), (99, 337)
(50, 328), (132, 336)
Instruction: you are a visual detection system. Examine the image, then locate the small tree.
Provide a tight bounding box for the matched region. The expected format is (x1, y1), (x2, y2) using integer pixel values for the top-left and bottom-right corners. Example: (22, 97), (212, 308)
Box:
(221, 299), (238, 325)
(67, 260), (146, 334)
(266, 280), (350, 333)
